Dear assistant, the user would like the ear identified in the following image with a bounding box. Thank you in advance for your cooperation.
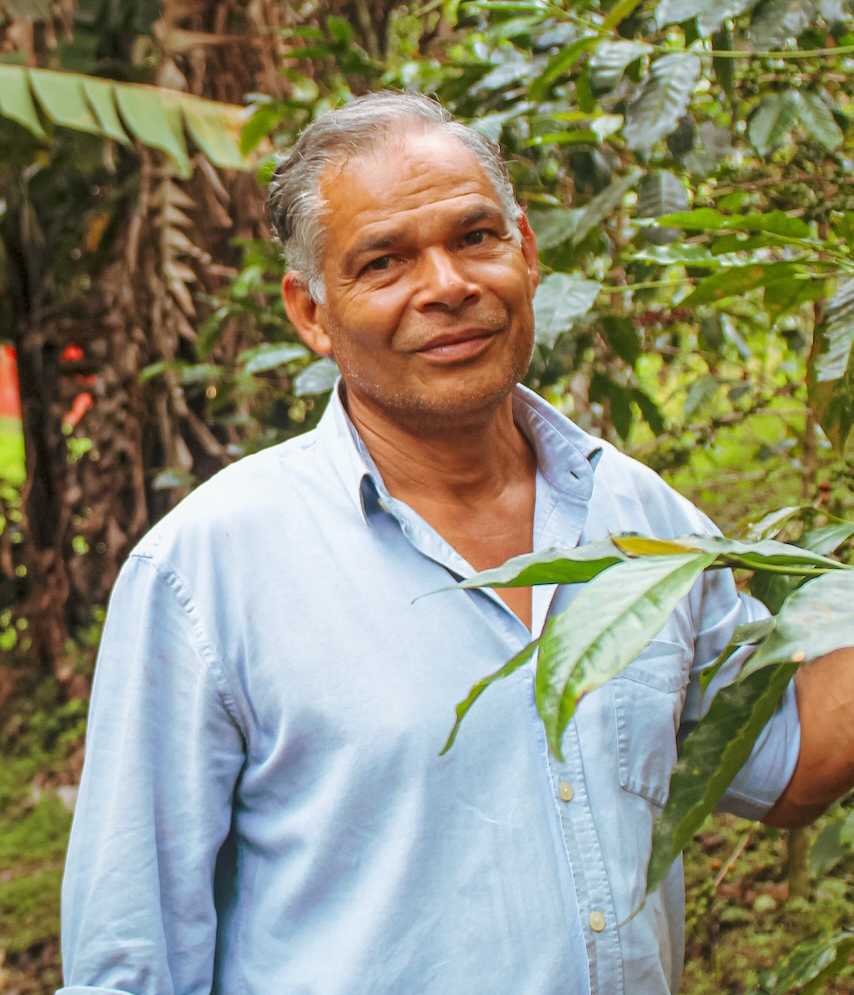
[282,273,334,356]
[517,212,539,291]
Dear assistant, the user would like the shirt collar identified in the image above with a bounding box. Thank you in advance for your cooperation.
[314,379,602,525]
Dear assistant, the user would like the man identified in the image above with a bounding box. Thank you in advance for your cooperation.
[59,92,853,995]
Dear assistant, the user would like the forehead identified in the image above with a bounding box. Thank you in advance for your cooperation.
[318,130,505,250]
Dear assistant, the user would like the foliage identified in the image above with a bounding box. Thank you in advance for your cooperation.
[443,527,854,993]
[682,805,853,995]
[0,64,252,175]
[1,0,853,992]
[0,417,24,485]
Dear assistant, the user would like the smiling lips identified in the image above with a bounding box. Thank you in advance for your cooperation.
[414,328,499,362]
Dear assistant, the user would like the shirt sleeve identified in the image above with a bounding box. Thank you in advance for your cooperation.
[58,553,246,995]
[683,565,801,821]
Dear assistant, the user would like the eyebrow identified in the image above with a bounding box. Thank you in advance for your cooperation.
[341,203,509,274]
[342,233,400,274]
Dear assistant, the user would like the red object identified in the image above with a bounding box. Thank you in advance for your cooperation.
[63,391,93,429]
[61,344,84,362]
[0,346,21,419]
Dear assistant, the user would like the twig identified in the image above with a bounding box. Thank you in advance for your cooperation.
[714,831,752,889]
[711,175,854,197]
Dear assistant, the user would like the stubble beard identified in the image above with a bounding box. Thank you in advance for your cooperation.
[332,306,536,438]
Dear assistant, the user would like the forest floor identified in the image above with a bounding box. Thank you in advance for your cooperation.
[0,689,850,994]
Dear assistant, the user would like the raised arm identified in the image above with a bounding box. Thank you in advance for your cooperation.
[762,647,854,828]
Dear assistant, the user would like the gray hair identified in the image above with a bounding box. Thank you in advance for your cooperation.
[266,91,521,303]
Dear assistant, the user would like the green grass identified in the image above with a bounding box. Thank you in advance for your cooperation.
[0,415,25,485]
[0,758,71,988]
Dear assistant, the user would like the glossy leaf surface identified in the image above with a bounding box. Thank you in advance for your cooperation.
[534,553,715,758]
[533,273,602,348]
[739,571,854,678]
[646,661,797,894]
[447,539,626,590]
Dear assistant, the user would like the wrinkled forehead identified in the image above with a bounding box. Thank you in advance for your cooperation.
[316,128,499,230]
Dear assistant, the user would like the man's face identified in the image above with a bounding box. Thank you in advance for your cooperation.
[284,129,539,434]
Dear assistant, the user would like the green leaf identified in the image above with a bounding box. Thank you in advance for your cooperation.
[739,570,854,678]
[138,360,171,383]
[115,86,191,177]
[764,271,824,316]
[588,40,652,92]
[601,0,645,30]
[797,90,844,150]
[0,65,46,139]
[631,387,666,435]
[602,316,642,367]
[325,15,354,43]
[681,262,799,307]
[527,206,584,250]
[799,520,854,555]
[177,363,221,385]
[27,69,102,137]
[609,532,844,574]
[655,0,708,26]
[440,641,538,755]
[655,208,811,239]
[637,171,690,219]
[711,28,735,100]
[657,0,761,34]
[240,101,286,155]
[637,170,690,244]
[810,277,854,454]
[239,342,310,375]
[293,357,339,396]
[748,91,800,155]
[590,373,633,438]
[684,374,720,418]
[668,533,844,572]
[746,929,854,995]
[647,662,797,894]
[180,93,247,169]
[630,243,719,266]
[623,52,701,155]
[0,66,251,173]
[535,553,716,758]
[809,807,854,877]
[748,0,819,50]
[523,129,598,147]
[81,77,130,144]
[739,505,807,540]
[445,539,625,590]
[571,170,641,246]
[533,273,601,348]
[529,35,597,102]
[698,617,777,693]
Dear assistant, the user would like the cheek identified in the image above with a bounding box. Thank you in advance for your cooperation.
[346,286,409,331]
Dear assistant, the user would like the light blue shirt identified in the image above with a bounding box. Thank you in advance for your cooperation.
[59,384,799,995]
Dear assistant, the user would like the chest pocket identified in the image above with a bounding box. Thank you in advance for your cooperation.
[612,640,690,808]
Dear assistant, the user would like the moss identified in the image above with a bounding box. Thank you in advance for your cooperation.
[0,865,63,955]
[0,796,72,864]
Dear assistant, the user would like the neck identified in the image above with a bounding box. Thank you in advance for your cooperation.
[342,387,535,507]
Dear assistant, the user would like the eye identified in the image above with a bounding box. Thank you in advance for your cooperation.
[461,228,496,248]
[364,255,393,273]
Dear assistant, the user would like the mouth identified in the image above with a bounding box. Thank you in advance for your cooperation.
[414,329,498,362]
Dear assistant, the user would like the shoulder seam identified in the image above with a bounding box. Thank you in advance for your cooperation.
[127,552,249,741]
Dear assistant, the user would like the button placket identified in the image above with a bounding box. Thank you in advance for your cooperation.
[549,723,625,995]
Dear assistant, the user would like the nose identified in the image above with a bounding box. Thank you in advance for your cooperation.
[413,248,480,311]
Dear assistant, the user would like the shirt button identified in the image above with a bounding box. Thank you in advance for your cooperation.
[589,911,606,932]
[558,781,574,802]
